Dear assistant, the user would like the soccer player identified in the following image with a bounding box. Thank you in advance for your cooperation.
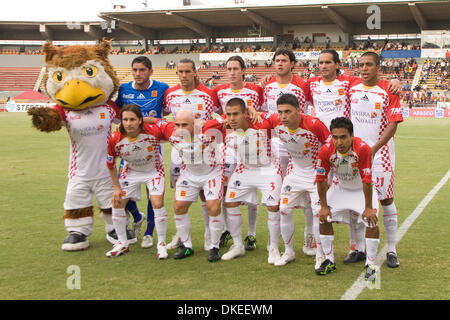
[315,117,380,281]
[259,93,331,267]
[163,58,221,251]
[206,98,283,263]
[106,104,172,259]
[307,49,402,264]
[163,109,225,262]
[348,52,403,268]
[215,55,264,251]
[115,56,170,248]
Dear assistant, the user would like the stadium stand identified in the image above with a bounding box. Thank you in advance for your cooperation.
[0,67,42,91]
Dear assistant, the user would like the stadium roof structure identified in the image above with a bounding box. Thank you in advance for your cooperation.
[0,1,449,42]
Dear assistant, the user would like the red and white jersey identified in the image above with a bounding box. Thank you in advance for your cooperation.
[54,102,120,181]
[169,131,222,176]
[348,80,403,171]
[316,137,373,190]
[262,75,308,114]
[215,82,264,113]
[307,74,361,129]
[204,114,281,174]
[163,83,219,120]
[107,121,174,177]
[263,113,330,180]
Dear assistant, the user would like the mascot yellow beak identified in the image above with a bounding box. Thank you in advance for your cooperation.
[55,79,105,110]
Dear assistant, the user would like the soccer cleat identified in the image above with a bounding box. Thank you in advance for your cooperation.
[106,241,129,257]
[132,212,145,239]
[219,230,232,248]
[274,251,296,266]
[174,245,194,259]
[204,234,211,251]
[207,247,221,262]
[157,243,168,260]
[268,247,281,265]
[365,264,378,282]
[221,244,245,261]
[61,232,89,251]
[141,235,153,248]
[302,233,316,256]
[106,229,137,245]
[166,235,182,250]
[386,252,400,268]
[315,259,336,275]
[244,235,257,251]
[343,250,367,264]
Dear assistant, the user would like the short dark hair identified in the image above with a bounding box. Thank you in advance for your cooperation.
[330,117,353,136]
[276,93,299,109]
[273,48,297,64]
[360,51,381,66]
[120,104,144,135]
[226,97,246,113]
[131,56,152,70]
[319,49,341,75]
[178,58,196,70]
[226,55,246,70]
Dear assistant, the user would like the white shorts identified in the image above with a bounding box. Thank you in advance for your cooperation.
[120,170,165,202]
[175,170,223,202]
[170,160,181,189]
[373,170,395,201]
[64,176,113,210]
[223,162,237,187]
[280,173,320,213]
[225,167,282,206]
[326,183,379,227]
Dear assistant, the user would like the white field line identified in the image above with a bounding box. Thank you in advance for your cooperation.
[341,169,450,300]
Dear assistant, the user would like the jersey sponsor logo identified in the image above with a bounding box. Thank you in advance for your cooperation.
[147,146,153,152]
[68,115,81,120]
[197,104,203,110]
[229,191,236,199]
[180,190,186,197]
[152,90,158,97]
[304,142,311,148]
[362,168,371,175]
[282,197,289,205]
[334,99,343,106]
[370,111,378,118]
[146,155,153,161]
[100,113,105,119]
[246,99,253,107]
[137,93,146,99]
[316,167,326,175]
[123,94,134,99]
[338,88,345,96]
[106,155,113,163]
[194,113,201,119]
[390,107,402,115]
[375,102,381,110]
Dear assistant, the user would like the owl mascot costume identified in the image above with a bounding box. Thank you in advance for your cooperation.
[28,39,121,251]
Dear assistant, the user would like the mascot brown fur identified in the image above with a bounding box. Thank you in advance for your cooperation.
[28,39,121,251]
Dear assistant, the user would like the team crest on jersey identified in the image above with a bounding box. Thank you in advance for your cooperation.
[194,113,201,119]
[375,102,381,110]
[152,90,158,97]
[147,146,153,152]
[334,99,343,106]
[370,111,378,118]
[197,104,203,110]
[146,155,152,161]
[338,88,345,96]
[100,113,105,119]
[246,99,253,107]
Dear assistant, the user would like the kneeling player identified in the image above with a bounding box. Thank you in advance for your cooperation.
[106,104,172,259]
[315,117,380,281]
[167,110,225,262]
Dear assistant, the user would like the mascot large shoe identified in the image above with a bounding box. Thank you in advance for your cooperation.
[28,39,121,251]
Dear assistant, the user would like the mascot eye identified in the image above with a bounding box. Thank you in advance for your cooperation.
[82,66,98,77]
[52,71,66,82]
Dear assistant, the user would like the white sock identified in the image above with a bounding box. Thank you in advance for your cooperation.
[382,203,398,253]
[365,238,380,266]
[201,201,210,238]
[175,213,192,248]
[226,207,243,246]
[351,212,366,252]
[222,201,229,230]
[348,218,356,251]
[280,209,295,254]
[320,234,334,263]
[247,203,258,237]
[267,210,280,250]
[153,207,167,246]
[303,207,314,236]
[313,213,324,257]
[112,208,128,246]
[209,212,225,249]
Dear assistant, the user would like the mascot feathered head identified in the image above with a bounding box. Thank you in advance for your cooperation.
[42,38,120,110]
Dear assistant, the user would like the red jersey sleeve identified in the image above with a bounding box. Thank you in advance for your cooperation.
[353,137,373,184]
[260,113,281,129]
[315,143,333,183]
[302,115,331,144]
[379,80,403,123]
[202,114,227,143]
[52,104,67,124]
[106,132,121,169]
[146,120,176,141]
[107,100,121,121]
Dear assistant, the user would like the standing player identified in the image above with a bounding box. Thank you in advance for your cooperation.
[106,104,173,259]
[206,98,283,264]
[348,52,403,268]
[115,56,169,248]
[159,110,225,262]
[261,93,330,267]
[315,117,380,281]
[307,49,402,264]
[215,55,264,251]
[262,48,316,256]
[163,58,221,251]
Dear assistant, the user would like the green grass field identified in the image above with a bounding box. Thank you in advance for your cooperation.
[0,113,449,300]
